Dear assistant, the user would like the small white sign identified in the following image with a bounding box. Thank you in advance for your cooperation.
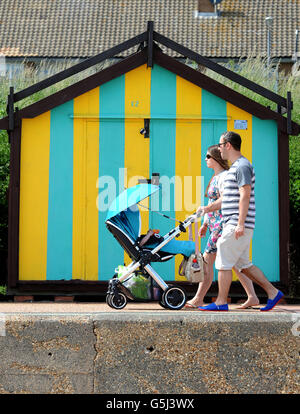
[234,120,248,130]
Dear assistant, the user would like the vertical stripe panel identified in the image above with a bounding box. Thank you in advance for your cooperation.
[201,90,227,280]
[85,120,100,280]
[150,65,177,281]
[98,76,125,280]
[201,90,227,199]
[175,76,202,281]
[252,118,279,281]
[47,101,74,280]
[227,103,252,281]
[19,113,50,280]
[73,88,99,280]
[124,64,151,265]
[73,95,87,279]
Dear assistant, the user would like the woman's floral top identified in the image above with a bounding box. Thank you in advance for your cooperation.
[204,170,227,254]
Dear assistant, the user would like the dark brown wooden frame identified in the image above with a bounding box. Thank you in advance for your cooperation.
[0,24,298,296]
[7,123,21,289]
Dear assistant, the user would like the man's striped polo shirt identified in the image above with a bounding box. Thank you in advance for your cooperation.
[221,156,256,229]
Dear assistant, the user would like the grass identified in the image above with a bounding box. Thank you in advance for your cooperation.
[1,55,299,121]
[0,57,114,111]
[202,56,300,124]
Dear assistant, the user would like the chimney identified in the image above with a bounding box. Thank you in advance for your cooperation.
[197,0,214,13]
[195,0,221,18]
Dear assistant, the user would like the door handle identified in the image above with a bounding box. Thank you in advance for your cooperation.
[139,118,150,138]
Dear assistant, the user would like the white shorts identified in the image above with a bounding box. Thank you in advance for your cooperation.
[215,224,253,272]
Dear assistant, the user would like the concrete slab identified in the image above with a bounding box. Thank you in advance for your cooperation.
[0,302,299,394]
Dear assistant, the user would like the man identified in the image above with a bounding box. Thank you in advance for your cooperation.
[198,131,283,311]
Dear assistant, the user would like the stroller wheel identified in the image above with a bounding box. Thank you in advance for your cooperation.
[106,294,113,308]
[162,286,186,310]
[109,292,127,310]
[159,297,168,309]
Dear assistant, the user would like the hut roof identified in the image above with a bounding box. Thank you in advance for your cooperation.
[0,0,298,59]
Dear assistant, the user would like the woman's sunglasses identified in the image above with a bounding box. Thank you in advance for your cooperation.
[205,154,213,159]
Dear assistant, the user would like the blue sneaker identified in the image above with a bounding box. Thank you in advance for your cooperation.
[198,302,228,311]
[260,290,283,312]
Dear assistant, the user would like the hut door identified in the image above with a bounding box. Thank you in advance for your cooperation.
[148,119,177,281]
[73,120,99,281]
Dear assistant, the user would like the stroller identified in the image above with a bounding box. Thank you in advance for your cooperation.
[105,183,200,310]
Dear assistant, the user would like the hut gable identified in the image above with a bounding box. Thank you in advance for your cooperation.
[0,45,298,135]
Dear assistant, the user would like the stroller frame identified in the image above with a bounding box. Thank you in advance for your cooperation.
[105,212,198,310]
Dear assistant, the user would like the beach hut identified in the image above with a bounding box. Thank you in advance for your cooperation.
[0,22,299,297]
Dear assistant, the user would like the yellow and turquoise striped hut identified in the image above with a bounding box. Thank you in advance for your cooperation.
[1,23,299,295]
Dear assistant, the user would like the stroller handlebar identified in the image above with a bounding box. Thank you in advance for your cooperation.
[175,212,202,234]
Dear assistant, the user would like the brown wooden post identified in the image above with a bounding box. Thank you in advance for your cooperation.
[7,121,21,289]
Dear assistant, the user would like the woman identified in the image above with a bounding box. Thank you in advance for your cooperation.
[185,145,259,309]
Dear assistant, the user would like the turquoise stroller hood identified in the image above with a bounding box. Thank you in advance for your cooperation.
[105,183,195,257]
[106,184,159,221]
[105,184,159,242]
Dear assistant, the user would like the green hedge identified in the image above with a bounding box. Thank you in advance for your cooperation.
[0,130,9,251]
[289,135,300,296]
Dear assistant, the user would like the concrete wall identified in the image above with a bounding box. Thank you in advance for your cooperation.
[0,312,299,394]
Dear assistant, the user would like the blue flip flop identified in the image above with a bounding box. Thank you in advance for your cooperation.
[198,302,228,311]
[260,290,283,312]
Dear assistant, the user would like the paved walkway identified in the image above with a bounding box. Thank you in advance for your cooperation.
[0,301,299,313]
